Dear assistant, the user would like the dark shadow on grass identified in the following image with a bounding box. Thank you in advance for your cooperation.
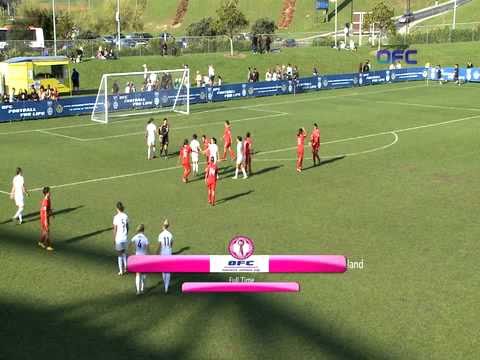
[216,190,254,205]
[303,155,346,171]
[1,206,84,225]
[1,229,398,359]
[173,246,190,255]
[64,227,113,244]
[250,164,283,176]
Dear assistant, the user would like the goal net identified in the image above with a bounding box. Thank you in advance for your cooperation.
[91,68,190,123]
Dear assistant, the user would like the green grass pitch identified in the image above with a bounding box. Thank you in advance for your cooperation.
[0,82,479,359]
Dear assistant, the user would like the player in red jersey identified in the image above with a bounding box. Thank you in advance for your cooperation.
[179,139,192,183]
[205,157,218,206]
[296,128,307,172]
[221,120,235,161]
[201,134,210,163]
[310,123,321,166]
[243,132,253,176]
[39,186,54,251]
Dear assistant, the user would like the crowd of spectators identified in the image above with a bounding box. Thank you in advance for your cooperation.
[251,35,273,54]
[261,63,300,82]
[96,46,117,60]
[2,84,59,103]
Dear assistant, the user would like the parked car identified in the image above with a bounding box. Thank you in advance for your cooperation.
[398,12,414,24]
[158,32,174,41]
[283,38,297,48]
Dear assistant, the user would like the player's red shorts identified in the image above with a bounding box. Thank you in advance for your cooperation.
[224,140,231,148]
[312,143,320,152]
[182,161,191,169]
[297,148,304,156]
[207,181,216,189]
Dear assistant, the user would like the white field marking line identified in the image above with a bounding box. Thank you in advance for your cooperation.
[78,111,289,141]
[37,130,85,141]
[360,99,480,113]
[256,113,480,156]
[0,189,10,195]
[254,132,399,161]
[0,83,424,136]
[5,111,477,195]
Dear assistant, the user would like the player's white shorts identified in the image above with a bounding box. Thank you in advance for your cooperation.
[14,194,24,207]
[147,137,155,146]
[115,241,127,251]
[236,155,244,166]
[191,153,199,163]
[161,248,172,256]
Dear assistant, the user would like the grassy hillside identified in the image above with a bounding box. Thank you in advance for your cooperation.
[412,0,480,29]
[32,0,442,35]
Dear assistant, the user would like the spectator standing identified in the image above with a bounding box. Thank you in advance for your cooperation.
[253,68,260,82]
[161,42,168,56]
[265,69,272,81]
[71,68,80,93]
[217,76,223,86]
[252,34,258,53]
[258,35,264,54]
[195,71,202,87]
[265,35,272,52]
[112,81,120,95]
[272,70,278,81]
[313,67,319,76]
[208,65,215,84]
[395,61,402,69]
[143,64,148,81]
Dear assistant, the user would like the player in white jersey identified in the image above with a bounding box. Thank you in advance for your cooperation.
[113,201,129,275]
[207,137,219,164]
[145,118,157,160]
[10,167,28,224]
[130,224,149,295]
[190,134,201,176]
[157,219,173,293]
[232,136,247,179]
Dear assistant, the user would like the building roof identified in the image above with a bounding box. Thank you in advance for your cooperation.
[4,56,69,64]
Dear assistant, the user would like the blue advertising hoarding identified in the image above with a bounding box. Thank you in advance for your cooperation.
[1,67,478,123]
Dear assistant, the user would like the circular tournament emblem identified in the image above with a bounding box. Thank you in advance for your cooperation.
[228,236,254,260]
[154,92,160,106]
[391,72,396,80]
[113,101,119,110]
[386,73,390,82]
[55,104,63,114]
[359,77,363,85]
[241,89,247,97]
[200,91,206,100]
[47,107,54,116]
[161,95,168,104]
[422,70,428,78]
[317,77,322,88]
[247,87,254,95]
[353,76,358,85]
[322,79,329,88]
[288,84,293,92]
[281,83,287,92]
[473,71,480,80]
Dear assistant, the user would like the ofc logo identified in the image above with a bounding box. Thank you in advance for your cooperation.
[228,235,254,260]
[228,260,255,266]
[377,49,417,64]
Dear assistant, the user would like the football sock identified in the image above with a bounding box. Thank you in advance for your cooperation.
[141,274,146,292]
[122,254,128,272]
[135,273,141,293]
[163,273,171,293]
[117,256,123,273]
[242,168,247,178]
[147,148,151,159]
[234,168,239,178]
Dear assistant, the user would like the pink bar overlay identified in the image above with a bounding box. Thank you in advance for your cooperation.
[182,282,300,293]
[269,255,347,273]
[128,255,210,273]
[127,255,347,273]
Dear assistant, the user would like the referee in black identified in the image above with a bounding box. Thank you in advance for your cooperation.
[158,118,170,159]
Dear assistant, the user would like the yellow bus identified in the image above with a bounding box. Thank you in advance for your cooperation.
[0,56,72,96]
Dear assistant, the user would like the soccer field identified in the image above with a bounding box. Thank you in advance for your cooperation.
[1,82,479,360]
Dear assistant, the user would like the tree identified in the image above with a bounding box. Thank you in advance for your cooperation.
[364,1,396,48]
[251,17,276,35]
[215,0,248,55]
[186,17,218,37]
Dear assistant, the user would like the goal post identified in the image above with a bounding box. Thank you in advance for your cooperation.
[91,68,190,124]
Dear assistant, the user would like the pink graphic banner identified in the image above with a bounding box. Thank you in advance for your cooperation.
[127,255,346,273]
[182,282,300,293]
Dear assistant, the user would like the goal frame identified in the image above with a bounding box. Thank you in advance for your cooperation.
[91,68,190,124]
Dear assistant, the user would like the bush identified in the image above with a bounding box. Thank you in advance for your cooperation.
[251,18,276,35]
[186,17,218,37]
